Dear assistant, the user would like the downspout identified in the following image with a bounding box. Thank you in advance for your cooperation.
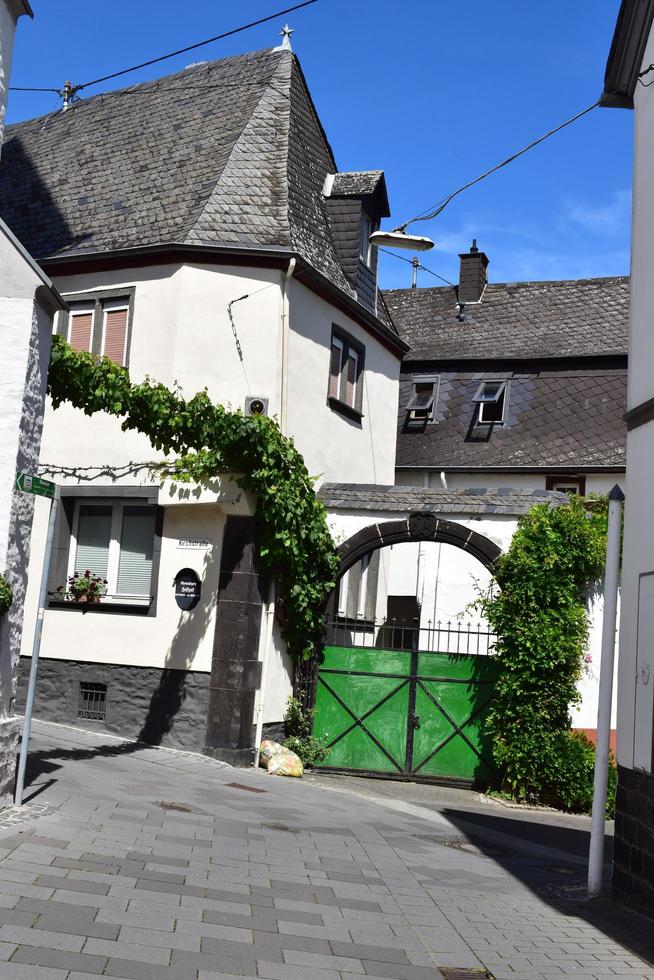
[279,257,296,434]
[254,582,276,766]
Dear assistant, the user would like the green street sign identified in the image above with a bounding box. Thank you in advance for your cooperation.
[16,472,55,499]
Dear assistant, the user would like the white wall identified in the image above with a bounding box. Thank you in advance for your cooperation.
[47,264,401,489]
[288,279,399,485]
[395,469,623,495]
[615,22,654,772]
[328,506,614,731]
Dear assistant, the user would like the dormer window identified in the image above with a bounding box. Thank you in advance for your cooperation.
[473,381,507,425]
[407,376,439,422]
[360,212,374,267]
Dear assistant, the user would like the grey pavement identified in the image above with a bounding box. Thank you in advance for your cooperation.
[0,719,648,980]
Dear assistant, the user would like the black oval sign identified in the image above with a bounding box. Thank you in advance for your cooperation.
[174,568,201,611]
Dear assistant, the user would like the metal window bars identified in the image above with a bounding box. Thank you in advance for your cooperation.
[325,616,497,657]
[77,682,107,721]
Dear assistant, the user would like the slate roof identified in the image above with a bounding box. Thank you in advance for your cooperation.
[330,171,385,196]
[396,367,627,469]
[382,277,630,360]
[318,483,569,516]
[0,49,354,300]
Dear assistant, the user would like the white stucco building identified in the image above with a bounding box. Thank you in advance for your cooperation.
[599,0,654,916]
[0,46,407,763]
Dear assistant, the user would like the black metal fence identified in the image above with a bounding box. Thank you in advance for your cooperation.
[324,616,498,657]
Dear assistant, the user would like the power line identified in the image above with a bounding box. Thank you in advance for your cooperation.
[379,247,454,286]
[10,0,318,97]
[10,86,61,93]
[395,100,600,231]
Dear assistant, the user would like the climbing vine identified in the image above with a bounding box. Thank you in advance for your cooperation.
[47,336,339,660]
[0,573,12,616]
[478,495,616,813]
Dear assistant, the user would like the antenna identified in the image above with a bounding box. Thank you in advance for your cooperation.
[411,256,419,289]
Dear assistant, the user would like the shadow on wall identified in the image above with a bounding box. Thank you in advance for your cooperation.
[137,527,220,746]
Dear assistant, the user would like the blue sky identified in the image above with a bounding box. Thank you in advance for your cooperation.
[7,1,632,289]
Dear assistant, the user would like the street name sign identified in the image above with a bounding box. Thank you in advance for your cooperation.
[16,472,56,499]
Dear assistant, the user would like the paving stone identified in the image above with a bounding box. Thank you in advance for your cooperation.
[82,938,172,965]
[10,945,109,974]
[0,924,86,952]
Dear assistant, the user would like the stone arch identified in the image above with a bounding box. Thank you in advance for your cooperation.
[336,511,502,579]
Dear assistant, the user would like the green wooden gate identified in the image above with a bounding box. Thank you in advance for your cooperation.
[313,643,500,784]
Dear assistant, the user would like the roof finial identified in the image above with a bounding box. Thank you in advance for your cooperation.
[278,24,294,50]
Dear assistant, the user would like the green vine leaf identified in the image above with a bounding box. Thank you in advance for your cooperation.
[47,336,339,660]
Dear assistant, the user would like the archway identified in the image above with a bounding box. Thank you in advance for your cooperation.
[306,511,504,787]
[336,511,502,577]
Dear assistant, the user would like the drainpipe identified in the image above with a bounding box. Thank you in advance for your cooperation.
[253,582,276,767]
[587,483,624,897]
[279,258,296,434]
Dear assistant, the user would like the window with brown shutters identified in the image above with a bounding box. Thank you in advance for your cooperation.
[102,303,129,366]
[68,307,93,352]
[329,338,343,399]
[327,328,365,419]
[60,289,134,367]
[344,350,358,408]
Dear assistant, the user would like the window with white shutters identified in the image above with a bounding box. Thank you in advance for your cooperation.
[68,500,157,605]
[117,507,156,596]
[75,506,112,579]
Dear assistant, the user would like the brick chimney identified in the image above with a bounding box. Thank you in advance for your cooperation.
[458,240,489,303]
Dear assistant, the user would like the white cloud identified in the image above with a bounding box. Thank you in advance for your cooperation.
[568,189,631,235]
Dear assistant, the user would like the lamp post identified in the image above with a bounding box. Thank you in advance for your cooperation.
[369,229,435,252]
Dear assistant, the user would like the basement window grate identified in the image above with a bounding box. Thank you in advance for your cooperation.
[439,970,495,980]
[77,682,107,721]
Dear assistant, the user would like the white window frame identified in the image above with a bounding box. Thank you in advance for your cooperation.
[100,297,130,364]
[473,380,508,425]
[407,376,440,422]
[551,481,583,495]
[67,499,155,606]
[360,212,373,266]
[66,302,95,352]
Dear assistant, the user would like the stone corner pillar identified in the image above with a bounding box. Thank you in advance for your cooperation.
[204,516,266,766]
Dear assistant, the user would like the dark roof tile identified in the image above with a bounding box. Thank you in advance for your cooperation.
[0,48,353,298]
[382,277,630,360]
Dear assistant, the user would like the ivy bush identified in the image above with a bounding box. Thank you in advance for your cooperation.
[47,337,339,660]
[0,573,12,616]
[479,496,616,814]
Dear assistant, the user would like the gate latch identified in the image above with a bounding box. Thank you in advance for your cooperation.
[411,714,421,730]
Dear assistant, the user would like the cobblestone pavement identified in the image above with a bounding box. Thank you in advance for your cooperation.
[0,719,650,980]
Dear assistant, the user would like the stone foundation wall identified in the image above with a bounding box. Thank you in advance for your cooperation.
[0,715,19,804]
[613,765,654,914]
[16,657,211,753]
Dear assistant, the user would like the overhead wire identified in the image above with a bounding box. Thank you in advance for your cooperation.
[379,247,455,286]
[395,100,601,231]
[9,0,318,96]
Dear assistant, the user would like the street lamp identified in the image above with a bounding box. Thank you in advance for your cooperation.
[369,229,435,252]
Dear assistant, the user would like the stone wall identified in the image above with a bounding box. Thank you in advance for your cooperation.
[16,657,211,753]
[613,765,654,914]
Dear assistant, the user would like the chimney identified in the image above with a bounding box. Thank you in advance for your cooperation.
[458,239,489,303]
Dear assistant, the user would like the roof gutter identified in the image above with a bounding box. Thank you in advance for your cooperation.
[600,0,654,108]
[40,240,409,359]
[1,218,66,311]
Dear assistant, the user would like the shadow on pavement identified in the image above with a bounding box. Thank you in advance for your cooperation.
[442,808,654,968]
